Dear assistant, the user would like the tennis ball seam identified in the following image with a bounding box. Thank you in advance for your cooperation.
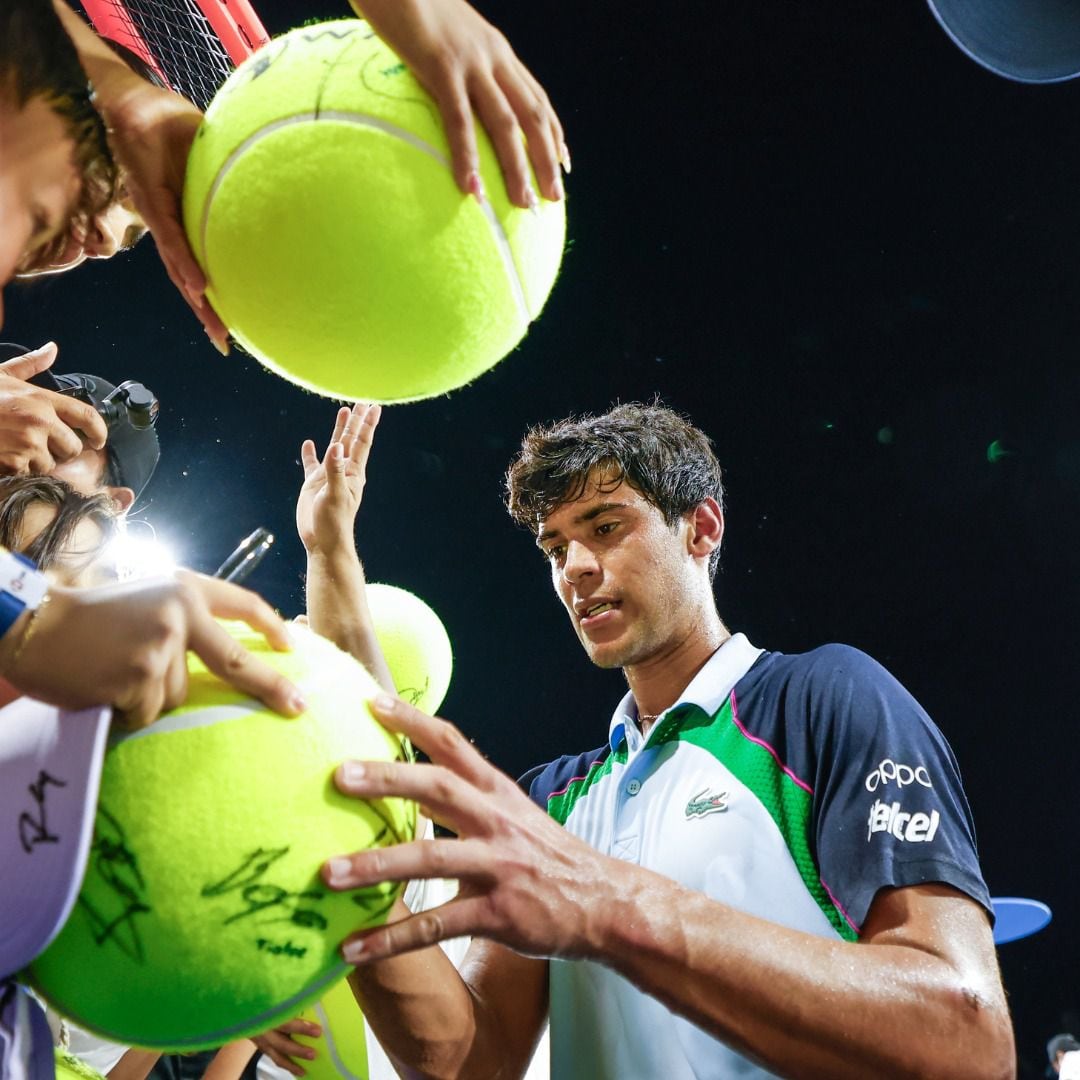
[198,110,531,327]
[312,996,367,1079]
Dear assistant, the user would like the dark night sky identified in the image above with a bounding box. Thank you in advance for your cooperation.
[5,1,1080,1072]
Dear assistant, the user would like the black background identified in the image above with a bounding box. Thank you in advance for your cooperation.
[5,1,1079,1073]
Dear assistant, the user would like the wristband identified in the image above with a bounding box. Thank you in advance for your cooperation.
[0,547,50,642]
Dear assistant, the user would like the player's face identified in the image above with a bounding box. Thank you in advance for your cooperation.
[0,96,81,324]
[538,474,700,670]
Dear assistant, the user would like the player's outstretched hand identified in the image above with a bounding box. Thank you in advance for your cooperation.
[296,404,380,557]
[324,694,615,963]
[252,1018,322,1078]
[0,342,108,474]
[0,570,305,729]
[351,0,568,209]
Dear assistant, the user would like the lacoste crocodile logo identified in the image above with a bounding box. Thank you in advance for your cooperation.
[685,788,729,819]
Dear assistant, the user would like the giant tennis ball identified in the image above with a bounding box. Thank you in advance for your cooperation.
[368,582,452,715]
[182,19,566,403]
[30,624,416,1051]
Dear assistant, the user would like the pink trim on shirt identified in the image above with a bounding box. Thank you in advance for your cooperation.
[820,878,861,934]
[548,758,605,800]
[729,691,814,795]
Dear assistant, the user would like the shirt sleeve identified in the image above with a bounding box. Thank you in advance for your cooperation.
[799,645,992,932]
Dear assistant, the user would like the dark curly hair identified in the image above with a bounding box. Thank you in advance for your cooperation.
[1,0,119,273]
[505,401,725,579]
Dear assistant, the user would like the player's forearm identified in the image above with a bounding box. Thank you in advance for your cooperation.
[591,868,1013,1080]
[305,549,395,695]
[346,906,498,1080]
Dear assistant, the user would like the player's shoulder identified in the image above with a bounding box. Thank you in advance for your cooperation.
[740,642,937,744]
[518,744,613,811]
[743,642,905,701]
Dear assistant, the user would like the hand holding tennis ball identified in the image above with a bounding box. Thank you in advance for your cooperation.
[30,623,416,1050]
[350,0,569,206]
[183,20,566,402]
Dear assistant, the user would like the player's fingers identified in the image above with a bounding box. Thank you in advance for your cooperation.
[324,836,490,893]
[180,572,294,653]
[333,758,492,836]
[341,895,490,964]
[186,611,305,717]
[425,68,482,199]
[300,440,319,474]
[470,74,534,209]
[494,66,562,202]
[365,693,494,785]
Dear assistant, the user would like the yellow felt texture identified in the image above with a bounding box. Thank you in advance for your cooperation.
[182,20,566,403]
[30,625,416,1051]
[368,583,452,716]
[294,975,369,1080]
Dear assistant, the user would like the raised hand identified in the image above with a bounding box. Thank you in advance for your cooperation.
[296,404,381,557]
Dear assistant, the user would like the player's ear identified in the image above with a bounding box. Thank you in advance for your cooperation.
[106,486,136,512]
[686,498,723,561]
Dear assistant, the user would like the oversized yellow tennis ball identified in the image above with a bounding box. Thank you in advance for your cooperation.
[30,624,416,1051]
[182,19,566,403]
[293,975,369,1080]
[368,582,452,715]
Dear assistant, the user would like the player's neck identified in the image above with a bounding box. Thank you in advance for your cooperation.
[624,616,730,734]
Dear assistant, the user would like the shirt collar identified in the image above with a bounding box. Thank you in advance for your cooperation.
[608,632,764,754]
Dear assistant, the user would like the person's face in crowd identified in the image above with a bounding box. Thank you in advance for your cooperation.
[52,443,135,511]
[538,471,709,671]
[19,498,114,588]
[29,189,146,273]
[0,95,82,324]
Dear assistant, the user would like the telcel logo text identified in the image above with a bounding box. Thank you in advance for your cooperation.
[864,759,932,792]
[866,799,940,843]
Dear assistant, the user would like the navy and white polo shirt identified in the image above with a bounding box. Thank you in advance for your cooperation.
[521,634,991,1079]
